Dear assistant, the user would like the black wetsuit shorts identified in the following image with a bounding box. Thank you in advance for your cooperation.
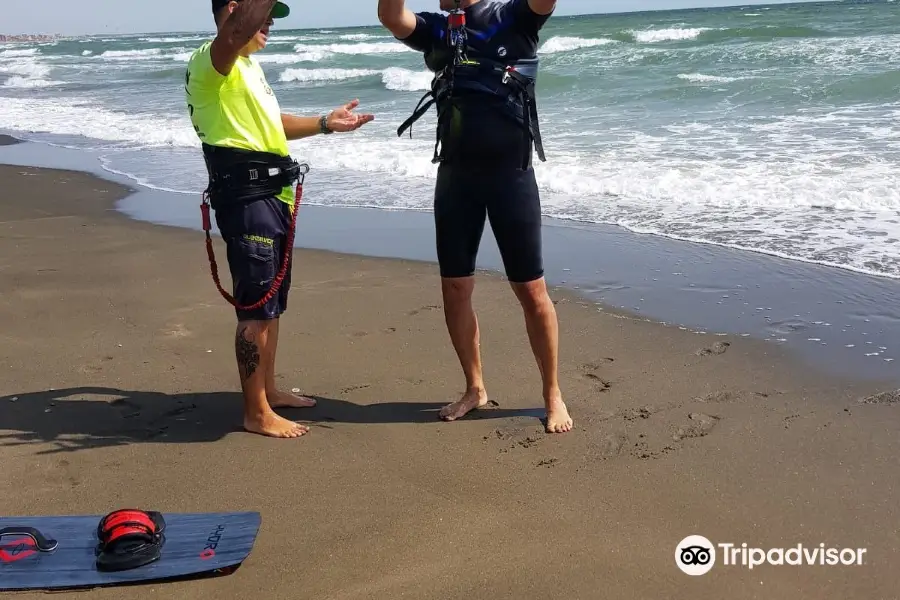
[213,195,293,321]
[434,163,543,283]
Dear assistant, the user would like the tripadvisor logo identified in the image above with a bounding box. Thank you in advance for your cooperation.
[675,535,867,575]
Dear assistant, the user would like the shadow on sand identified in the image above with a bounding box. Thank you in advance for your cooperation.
[0,386,546,453]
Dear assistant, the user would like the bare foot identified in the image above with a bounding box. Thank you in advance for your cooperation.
[244,410,309,439]
[439,387,489,421]
[546,394,574,433]
[267,388,317,408]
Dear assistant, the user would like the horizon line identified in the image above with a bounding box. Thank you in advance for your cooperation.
[0,0,839,37]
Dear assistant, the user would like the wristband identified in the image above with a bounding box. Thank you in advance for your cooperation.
[320,114,333,134]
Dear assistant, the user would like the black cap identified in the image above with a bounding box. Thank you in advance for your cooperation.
[211,0,290,19]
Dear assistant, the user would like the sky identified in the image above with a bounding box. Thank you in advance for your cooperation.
[4,0,821,36]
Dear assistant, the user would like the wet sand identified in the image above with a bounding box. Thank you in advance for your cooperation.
[3,137,898,382]
[2,163,900,598]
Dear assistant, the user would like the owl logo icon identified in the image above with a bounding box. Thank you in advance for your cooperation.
[676,535,716,576]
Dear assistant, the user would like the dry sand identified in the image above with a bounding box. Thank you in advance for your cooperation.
[1,163,899,599]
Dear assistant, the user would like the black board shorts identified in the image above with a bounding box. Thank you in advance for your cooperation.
[433,163,544,283]
[213,195,293,321]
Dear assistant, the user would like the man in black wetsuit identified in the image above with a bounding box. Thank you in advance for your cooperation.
[377,0,573,433]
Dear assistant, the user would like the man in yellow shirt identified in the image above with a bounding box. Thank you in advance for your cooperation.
[186,0,374,438]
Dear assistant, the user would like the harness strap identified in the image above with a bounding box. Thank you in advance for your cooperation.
[202,144,304,204]
[528,94,545,162]
[95,509,166,572]
[399,60,546,168]
[396,85,455,164]
[502,67,545,168]
[212,160,301,187]
[397,90,438,139]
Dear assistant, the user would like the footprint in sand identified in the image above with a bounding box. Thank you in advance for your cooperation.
[157,403,198,421]
[584,374,611,392]
[671,412,720,442]
[590,432,629,459]
[695,390,738,404]
[581,358,614,371]
[579,361,613,392]
[622,406,654,421]
[484,425,543,453]
[695,390,775,405]
[633,441,678,460]
[696,341,730,356]
[516,435,542,449]
[407,305,441,317]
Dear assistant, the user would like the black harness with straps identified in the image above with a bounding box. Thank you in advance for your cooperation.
[201,143,305,208]
[396,2,546,170]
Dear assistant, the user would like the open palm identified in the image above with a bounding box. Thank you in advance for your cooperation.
[326,99,375,132]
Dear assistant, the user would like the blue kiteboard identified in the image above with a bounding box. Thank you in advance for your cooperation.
[0,510,261,591]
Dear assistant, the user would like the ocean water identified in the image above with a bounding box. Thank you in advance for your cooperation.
[1,0,899,280]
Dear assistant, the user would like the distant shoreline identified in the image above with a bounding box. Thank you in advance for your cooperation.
[0,34,61,43]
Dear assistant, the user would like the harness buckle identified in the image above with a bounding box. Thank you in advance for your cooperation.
[248,168,258,181]
[297,162,309,185]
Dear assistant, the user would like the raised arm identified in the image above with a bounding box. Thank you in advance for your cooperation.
[527,0,556,15]
[211,0,277,76]
[377,0,418,40]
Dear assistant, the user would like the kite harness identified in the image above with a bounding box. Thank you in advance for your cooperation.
[95,509,166,572]
[199,144,310,310]
[396,0,546,170]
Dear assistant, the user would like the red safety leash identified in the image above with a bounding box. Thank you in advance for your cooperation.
[200,166,308,311]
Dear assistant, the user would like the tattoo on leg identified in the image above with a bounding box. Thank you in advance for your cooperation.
[235,326,260,379]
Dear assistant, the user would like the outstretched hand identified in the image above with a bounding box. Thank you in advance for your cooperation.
[326,99,375,132]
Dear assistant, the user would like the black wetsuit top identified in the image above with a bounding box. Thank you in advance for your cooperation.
[398,0,551,168]
[396,0,552,283]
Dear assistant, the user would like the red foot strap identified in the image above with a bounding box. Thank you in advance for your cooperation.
[95,509,166,572]
[98,509,161,541]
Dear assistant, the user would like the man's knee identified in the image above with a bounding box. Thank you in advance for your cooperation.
[511,277,553,317]
[441,276,475,308]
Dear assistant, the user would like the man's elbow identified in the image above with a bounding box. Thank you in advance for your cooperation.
[376,3,393,25]
[527,0,556,15]
[377,10,399,30]
[377,6,413,37]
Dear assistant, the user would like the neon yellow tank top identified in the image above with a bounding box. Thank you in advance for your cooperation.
[185,40,293,206]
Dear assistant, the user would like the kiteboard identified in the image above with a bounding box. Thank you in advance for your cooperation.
[0,510,261,592]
